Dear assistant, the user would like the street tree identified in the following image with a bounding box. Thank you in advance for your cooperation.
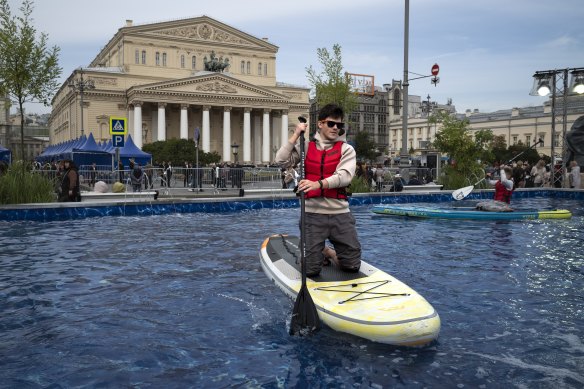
[306,43,358,117]
[431,112,491,189]
[353,131,378,162]
[142,139,222,166]
[0,0,61,161]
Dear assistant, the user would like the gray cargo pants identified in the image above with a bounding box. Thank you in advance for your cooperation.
[302,212,362,277]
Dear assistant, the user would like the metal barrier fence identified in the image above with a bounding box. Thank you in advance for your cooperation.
[32,166,286,191]
[32,165,443,194]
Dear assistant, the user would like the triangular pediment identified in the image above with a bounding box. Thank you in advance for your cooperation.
[125,16,277,52]
[135,73,289,101]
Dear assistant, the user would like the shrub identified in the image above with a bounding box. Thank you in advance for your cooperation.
[0,163,55,204]
[349,176,371,194]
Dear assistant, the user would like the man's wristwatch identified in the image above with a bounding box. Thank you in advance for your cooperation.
[318,179,323,189]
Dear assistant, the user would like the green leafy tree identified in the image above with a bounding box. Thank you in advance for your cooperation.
[0,0,61,161]
[142,139,221,166]
[306,44,358,116]
[431,112,489,189]
[353,131,378,162]
[491,135,508,163]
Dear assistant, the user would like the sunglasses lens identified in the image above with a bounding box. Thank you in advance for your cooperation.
[326,121,345,130]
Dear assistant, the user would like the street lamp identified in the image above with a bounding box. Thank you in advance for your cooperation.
[530,67,584,187]
[231,142,239,164]
[68,68,95,137]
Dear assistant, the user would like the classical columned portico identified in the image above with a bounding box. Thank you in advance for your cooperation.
[281,110,289,147]
[202,105,211,153]
[223,107,232,162]
[180,104,189,140]
[157,103,166,141]
[243,108,251,163]
[262,109,271,163]
[133,102,142,148]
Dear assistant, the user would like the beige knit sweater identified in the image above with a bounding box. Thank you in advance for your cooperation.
[275,131,356,214]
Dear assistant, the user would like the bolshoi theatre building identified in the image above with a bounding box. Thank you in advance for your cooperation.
[49,16,310,164]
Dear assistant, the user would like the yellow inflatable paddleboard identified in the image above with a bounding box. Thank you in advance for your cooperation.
[260,235,440,346]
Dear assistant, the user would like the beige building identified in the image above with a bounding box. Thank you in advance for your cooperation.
[49,16,310,164]
[387,85,584,162]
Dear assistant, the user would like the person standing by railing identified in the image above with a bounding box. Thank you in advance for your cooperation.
[58,159,81,202]
[89,162,97,188]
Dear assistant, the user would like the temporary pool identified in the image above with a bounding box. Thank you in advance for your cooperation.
[0,196,583,387]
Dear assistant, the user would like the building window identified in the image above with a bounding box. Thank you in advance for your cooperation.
[241,61,245,73]
[247,61,251,74]
[526,135,531,145]
[155,52,160,66]
[258,62,262,75]
[135,49,139,64]
[181,55,185,68]
[512,135,518,145]
[264,63,267,76]
[162,52,167,67]
[141,50,146,64]
[553,133,560,147]
[393,89,400,115]
[192,56,196,69]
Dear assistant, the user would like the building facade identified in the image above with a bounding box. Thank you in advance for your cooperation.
[48,16,310,164]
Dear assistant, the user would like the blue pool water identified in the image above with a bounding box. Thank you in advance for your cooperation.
[1,197,583,388]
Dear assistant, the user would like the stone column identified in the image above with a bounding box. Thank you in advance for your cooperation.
[133,102,142,149]
[223,107,232,162]
[180,104,189,140]
[202,105,211,153]
[243,108,251,163]
[281,110,289,147]
[262,109,270,163]
[157,103,166,141]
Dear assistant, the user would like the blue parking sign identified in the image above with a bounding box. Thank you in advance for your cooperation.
[113,134,125,147]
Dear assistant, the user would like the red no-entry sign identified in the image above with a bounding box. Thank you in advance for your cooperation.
[431,63,440,76]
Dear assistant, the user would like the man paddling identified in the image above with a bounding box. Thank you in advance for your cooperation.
[275,103,362,277]
[486,165,514,204]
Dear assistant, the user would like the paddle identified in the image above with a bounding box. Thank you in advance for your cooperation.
[290,116,320,336]
[452,138,543,201]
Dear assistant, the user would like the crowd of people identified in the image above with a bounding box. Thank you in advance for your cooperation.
[485,158,581,190]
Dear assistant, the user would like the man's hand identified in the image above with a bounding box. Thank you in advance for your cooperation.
[297,179,320,193]
[294,122,308,137]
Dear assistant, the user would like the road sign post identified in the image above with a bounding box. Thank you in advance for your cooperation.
[110,117,127,182]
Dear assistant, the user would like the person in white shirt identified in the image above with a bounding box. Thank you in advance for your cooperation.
[569,161,581,189]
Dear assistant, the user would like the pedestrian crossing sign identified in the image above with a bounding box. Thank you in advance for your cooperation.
[109,117,127,135]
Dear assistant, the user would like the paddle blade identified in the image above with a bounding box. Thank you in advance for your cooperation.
[452,185,474,201]
[290,284,320,336]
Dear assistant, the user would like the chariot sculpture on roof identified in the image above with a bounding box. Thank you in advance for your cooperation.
[204,51,230,72]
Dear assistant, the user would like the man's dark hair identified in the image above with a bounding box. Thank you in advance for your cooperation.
[318,103,344,121]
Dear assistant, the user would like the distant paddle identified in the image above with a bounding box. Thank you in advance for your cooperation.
[452,138,543,201]
[290,116,320,336]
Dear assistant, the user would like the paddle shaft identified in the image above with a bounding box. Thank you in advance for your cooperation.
[299,128,307,286]
[504,138,542,165]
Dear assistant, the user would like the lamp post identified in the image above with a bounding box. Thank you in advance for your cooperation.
[530,67,584,187]
[68,68,95,137]
[231,142,239,164]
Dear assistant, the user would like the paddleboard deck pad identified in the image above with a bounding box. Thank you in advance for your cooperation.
[259,235,440,346]
[371,204,572,221]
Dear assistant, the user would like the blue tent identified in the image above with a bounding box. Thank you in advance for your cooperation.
[0,144,11,164]
[115,134,152,166]
[72,133,113,167]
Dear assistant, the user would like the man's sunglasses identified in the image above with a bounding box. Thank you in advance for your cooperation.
[320,120,345,130]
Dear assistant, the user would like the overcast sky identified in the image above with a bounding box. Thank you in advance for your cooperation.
[9,0,584,115]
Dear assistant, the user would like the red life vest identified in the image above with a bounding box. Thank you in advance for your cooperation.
[304,141,348,200]
[494,180,513,203]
